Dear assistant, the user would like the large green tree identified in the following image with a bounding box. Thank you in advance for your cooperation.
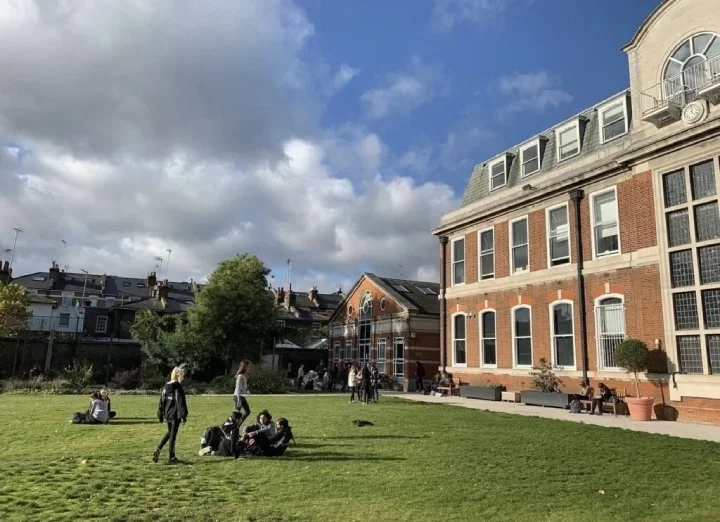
[187,253,277,371]
[0,282,31,338]
[130,310,206,371]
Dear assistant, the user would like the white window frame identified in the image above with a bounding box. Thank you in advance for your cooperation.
[345,339,353,360]
[311,322,321,339]
[555,120,581,162]
[488,156,508,191]
[590,186,621,258]
[105,297,115,308]
[333,340,341,362]
[61,292,73,307]
[594,294,626,372]
[95,315,108,334]
[480,309,497,368]
[545,203,571,267]
[377,338,387,365]
[548,300,576,370]
[393,337,405,376]
[451,236,466,286]
[451,312,468,367]
[520,138,541,177]
[509,216,530,275]
[58,313,70,327]
[598,97,629,144]
[477,227,495,280]
[511,305,533,369]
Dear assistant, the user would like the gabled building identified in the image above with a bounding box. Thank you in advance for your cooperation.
[272,285,343,349]
[433,0,720,423]
[327,273,440,391]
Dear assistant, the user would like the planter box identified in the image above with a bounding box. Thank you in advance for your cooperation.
[460,385,502,401]
[521,390,572,409]
[501,391,521,403]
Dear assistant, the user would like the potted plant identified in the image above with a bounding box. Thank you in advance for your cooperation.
[614,339,654,421]
[460,381,505,401]
[520,358,571,408]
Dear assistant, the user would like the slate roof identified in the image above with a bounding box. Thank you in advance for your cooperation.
[114,297,192,313]
[271,288,342,321]
[27,294,57,305]
[460,90,632,208]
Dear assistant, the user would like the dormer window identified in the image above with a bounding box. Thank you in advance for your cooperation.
[556,120,581,162]
[488,154,510,191]
[520,138,542,177]
[598,96,629,144]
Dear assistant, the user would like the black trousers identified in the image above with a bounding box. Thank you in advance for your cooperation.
[364,382,372,403]
[349,386,357,401]
[415,377,424,393]
[157,420,181,458]
[234,395,251,424]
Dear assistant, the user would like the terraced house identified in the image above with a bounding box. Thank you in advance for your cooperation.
[433,0,720,423]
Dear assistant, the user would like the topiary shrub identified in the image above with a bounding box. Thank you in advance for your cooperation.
[614,338,649,398]
[530,358,561,392]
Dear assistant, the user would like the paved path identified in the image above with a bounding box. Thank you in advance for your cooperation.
[383,392,720,443]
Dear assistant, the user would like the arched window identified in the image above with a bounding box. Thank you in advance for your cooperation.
[512,306,532,368]
[550,301,575,369]
[452,313,467,366]
[358,292,372,363]
[663,33,720,101]
[480,311,496,367]
[594,295,626,371]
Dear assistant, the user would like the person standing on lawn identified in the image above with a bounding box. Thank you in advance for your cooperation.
[297,364,305,390]
[361,362,372,405]
[234,360,251,425]
[153,366,188,464]
[370,362,380,403]
[348,363,358,403]
[415,361,426,393]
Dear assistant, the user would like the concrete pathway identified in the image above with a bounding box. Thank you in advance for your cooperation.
[383,392,720,443]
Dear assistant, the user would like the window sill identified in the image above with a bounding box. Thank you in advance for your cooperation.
[481,364,498,369]
[599,129,628,145]
[557,151,580,163]
[593,250,621,260]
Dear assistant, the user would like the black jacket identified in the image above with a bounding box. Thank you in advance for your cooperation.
[157,382,188,422]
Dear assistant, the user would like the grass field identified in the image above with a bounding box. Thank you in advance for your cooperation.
[1,395,720,522]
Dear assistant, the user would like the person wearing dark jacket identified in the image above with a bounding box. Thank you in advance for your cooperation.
[361,363,372,404]
[370,363,380,403]
[415,361,426,393]
[247,417,294,457]
[153,366,188,464]
[589,383,613,415]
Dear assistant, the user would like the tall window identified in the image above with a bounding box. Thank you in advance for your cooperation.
[598,98,629,143]
[311,322,321,339]
[480,311,496,367]
[393,338,405,376]
[510,217,529,274]
[453,314,467,365]
[547,204,570,266]
[520,140,540,177]
[345,340,353,361]
[556,122,580,161]
[58,313,70,327]
[489,157,507,190]
[663,33,720,105]
[452,237,465,285]
[333,341,340,363]
[662,157,720,374]
[61,292,73,307]
[377,338,387,366]
[512,306,532,368]
[357,293,372,363]
[591,188,620,257]
[95,316,108,334]
[478,228,494,280]
[551,302,575,368]
[595,296,626,370]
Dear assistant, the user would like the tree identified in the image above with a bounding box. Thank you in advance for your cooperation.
[0,282,31,338]
[187,254,277,372]
[614,338,650,398]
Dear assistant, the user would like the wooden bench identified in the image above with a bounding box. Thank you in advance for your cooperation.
[435,380,466,397]
[578,388,628,417]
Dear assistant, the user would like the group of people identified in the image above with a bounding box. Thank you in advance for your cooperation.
[571,381,615,415]
[71,388,117,424]
[347,361,380,404]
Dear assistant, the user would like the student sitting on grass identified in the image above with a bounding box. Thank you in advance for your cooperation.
[199,410,244,457]
[100,388,116,419]
[239,417,295,457]
[242,409,275,440]
[72,391,109,424]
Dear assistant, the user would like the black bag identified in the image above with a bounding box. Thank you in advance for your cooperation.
[200,426,225,450]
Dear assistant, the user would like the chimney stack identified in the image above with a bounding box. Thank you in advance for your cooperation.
[48,261,61,290]
[284,284,296,308]
[276,286,286,305]
[157,279,170,300]
[101,274,107,292]
[309,285,319,306]
[0,260,10,284]
[147,271,157,290]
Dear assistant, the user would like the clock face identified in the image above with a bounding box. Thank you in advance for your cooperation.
[682,101,706,125]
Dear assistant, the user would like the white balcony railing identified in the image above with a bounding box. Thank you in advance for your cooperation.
[641,54,720,117]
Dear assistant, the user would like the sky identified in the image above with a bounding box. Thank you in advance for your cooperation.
[0,0,659,294]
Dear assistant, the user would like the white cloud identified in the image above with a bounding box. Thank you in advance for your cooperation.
[333,64,360,90]
[493,71,573,120]
[431,0,533,32]
[360,56,446,120]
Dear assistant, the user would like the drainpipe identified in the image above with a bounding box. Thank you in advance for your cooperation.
[439,235,448,371]
[570,189,589,384]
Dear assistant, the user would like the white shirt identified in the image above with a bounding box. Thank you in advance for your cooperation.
[90,399,109,423]
[348,369,357,387]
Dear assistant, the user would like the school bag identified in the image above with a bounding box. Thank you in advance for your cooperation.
[200,426,225,450]
[569,399,582,414]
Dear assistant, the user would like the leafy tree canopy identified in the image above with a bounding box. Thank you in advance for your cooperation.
[0,282,31,338]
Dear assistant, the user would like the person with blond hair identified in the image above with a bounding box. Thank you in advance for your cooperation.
[153,366,189,464]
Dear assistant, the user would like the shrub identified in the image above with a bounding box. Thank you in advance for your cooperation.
[208,375,236,394]
[109,368,142,390]
[63,361,95,389]
[141,376,167,390]
[530,358,561,392]
[248,366,287,394]
[614,339,650,398]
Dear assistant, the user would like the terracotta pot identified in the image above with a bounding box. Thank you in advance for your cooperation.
[625,397,654,421]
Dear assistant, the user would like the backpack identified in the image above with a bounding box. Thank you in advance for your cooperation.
[200,426,225,450]
[569,400,582,414]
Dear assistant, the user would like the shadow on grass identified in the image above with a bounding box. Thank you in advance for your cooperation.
[319,435,427,440]
[110,420,160,425]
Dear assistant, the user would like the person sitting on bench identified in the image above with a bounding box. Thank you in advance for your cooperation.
[589,383,613,415]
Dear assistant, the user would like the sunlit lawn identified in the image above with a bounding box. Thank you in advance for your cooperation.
[1,394,719,521]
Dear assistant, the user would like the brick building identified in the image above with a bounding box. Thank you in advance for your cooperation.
[272,285,343,350]
[433,0,720,422]
[327,273,440,391]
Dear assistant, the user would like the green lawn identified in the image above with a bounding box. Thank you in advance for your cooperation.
[1,395,719,522]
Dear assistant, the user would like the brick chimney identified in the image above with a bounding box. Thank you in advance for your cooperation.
[275,286,286,305]
[284,284,296,308]
[157,279,170,300]
[309,286,319,306]
[48,261,61,290]
[0,260,10,284]
[101,274,107,292]
[147,271,158,290]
